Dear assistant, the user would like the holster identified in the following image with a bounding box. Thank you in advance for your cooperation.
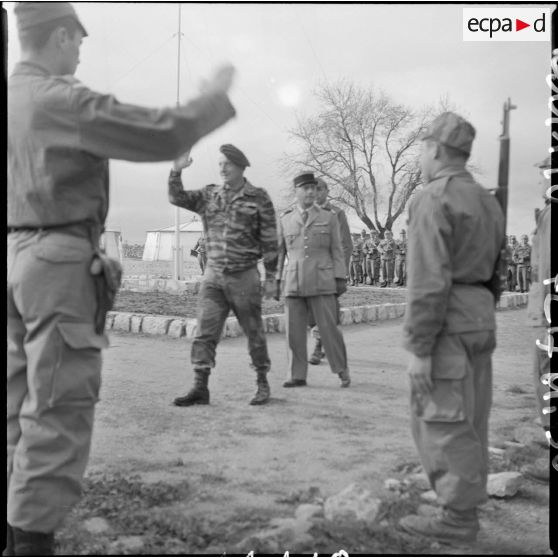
[90,249,123,334]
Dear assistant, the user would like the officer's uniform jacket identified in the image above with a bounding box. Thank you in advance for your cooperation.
[320,201,353,269]
[169,175,278,276]
[403,166,505,356]
[8,61,235,229]
[277,205,346,297]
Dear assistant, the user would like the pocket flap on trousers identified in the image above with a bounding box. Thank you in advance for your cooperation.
[431,353,467,380]
[57,322,109,350]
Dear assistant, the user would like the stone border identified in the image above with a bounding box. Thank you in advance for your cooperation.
[106,293,528,339]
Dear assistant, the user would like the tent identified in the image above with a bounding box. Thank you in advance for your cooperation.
[142,219,204,261]
[100,228,123,261]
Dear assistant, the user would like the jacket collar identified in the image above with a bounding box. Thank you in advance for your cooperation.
[12,61,52,78]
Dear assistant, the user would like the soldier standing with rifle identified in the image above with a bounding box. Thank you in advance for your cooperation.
[400,112,505,543]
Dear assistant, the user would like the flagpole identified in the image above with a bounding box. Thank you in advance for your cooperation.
[173,4,182,281]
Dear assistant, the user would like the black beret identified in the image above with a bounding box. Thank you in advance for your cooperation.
[15,2,88,36]
[219,144,250,169]
[293,173,317,188]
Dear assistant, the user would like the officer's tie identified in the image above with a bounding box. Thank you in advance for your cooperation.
[302,210,308,224]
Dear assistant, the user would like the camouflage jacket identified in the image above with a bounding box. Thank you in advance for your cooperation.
[169,173,278,275]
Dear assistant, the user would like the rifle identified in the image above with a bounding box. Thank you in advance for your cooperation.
[486,98,516,303]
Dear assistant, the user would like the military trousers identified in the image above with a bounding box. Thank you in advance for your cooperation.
[507,265,517,291]
[7,230,108,533]
[380,258,395,285]
[410,330,495,511]
[349,260,363,284]
[517,265,530,293]
[395,257,406,286]
[285,295,348,380]
[191,266,271,373]
[309,298,341,341]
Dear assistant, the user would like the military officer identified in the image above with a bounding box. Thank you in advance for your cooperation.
[7,3,235,555]
[394,229,407,287]
[169,144,278,407]
[308,177,353,366]
[506,235,518,292]
[399,112,504,543]
[349,233,364,285]
[513,234,531,293]
[378,230,396,287]
[277,173,350,388]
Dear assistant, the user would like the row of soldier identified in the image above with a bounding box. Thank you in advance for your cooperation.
[505,233,532,293]
[349,229,407,288]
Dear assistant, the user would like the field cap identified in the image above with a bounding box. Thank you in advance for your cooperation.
[293,173,317,188]
[15,2,88,36]
[219,144,250,168]
[421,112,475,156]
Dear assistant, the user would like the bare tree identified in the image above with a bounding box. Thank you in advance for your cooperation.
[285,80,436,235]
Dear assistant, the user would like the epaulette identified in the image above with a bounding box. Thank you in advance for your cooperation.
[54,75,89,91]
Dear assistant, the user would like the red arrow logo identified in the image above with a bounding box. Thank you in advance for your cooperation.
[516,18,530,31]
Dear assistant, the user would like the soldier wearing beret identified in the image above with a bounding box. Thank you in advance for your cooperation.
[277,173,350,388]
[400,112,505,543]
[169,144,278,408]
[308,177,353,365]
[7,3,235,554]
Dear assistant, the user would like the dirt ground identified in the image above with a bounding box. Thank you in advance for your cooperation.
[113,286,407,318]
[57,308,551,555]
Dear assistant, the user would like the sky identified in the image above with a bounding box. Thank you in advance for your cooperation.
[6,2,554,243]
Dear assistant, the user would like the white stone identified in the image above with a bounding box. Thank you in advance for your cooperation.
[487,472,522,498]
[112,312,132,331]
[225,317,242,338]
[420,490,438,503]
[405,472,431,491]
[340,308,353,325]
[384,478,402,491]
[488,446,506,457]
[324,483,382,524]
[168,319,185,338]
[130,315,143,333]
[82,517,110,534]
[364,306,378,322]
[376,305,389,321]
[185,320,198,338]
[142,316,171,336]
[351,307,364,324]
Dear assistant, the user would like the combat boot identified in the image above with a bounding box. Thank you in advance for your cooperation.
[12,527,54,556]
[308,340,325,365]
[250,372,270,405]
[338,369,351,388]
[399,507,479,544]
[173,368,210,406]
[4,524,14,557]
